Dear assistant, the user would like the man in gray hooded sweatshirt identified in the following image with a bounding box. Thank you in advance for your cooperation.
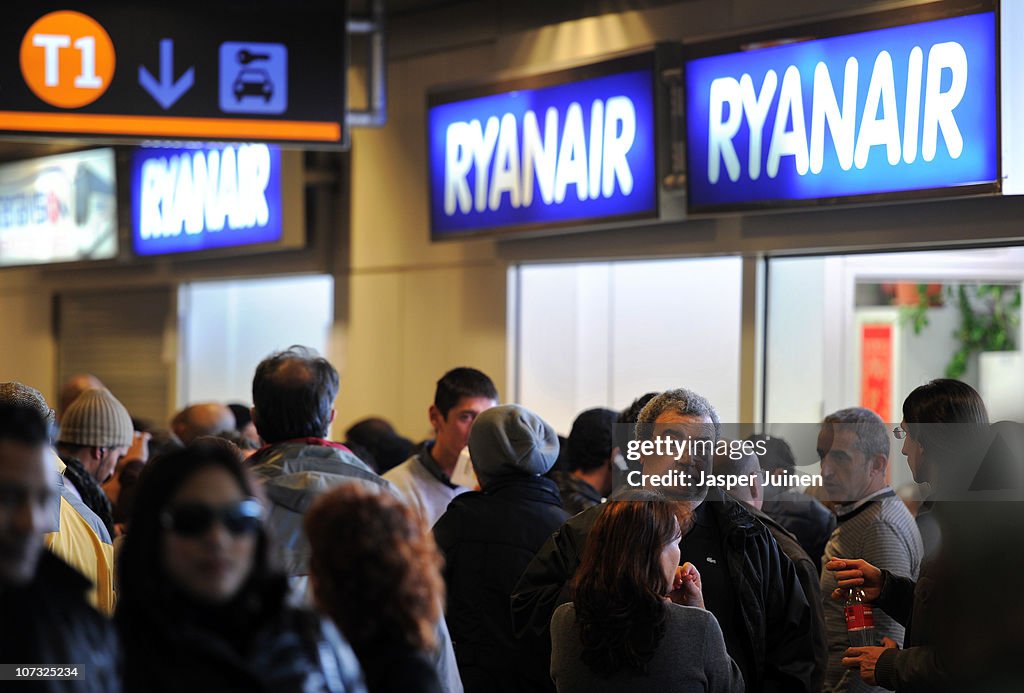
[246,346,463,692]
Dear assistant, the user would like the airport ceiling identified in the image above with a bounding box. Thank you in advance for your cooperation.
[384,0,691,28]
[0,0,689,163]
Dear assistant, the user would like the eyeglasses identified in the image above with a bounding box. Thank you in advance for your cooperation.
[160,499,262,538]
[892,427,908,440]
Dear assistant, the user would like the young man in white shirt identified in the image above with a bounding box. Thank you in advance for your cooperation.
[385,367,498,526]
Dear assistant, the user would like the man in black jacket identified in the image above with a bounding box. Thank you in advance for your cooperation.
[552,407,617,516]
[716,446,828,692]
[435,404,569,693]
[0,400,120,692]
[511,388,817,693]
[751,434,836,565]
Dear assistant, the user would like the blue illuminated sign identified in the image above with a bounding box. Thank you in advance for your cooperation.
[685,12,997,211]
[131,143,283,255]
[429,68,657,236]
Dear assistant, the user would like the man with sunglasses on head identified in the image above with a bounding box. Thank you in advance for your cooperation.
[0,399,121,691]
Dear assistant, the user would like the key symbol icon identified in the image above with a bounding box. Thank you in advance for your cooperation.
[237,48,269,64]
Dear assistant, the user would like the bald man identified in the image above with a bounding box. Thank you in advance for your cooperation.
[58,373,105,421]
[717,445,828,691]
[171,403,236,445]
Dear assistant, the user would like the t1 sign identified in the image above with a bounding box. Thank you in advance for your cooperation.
[428,54,658,238]
[2,6,346,147]
[130,143,283,256]
[685,11,998,211]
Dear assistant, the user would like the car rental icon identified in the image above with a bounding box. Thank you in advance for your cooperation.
[219,41,288,115]
[233,68,273,102]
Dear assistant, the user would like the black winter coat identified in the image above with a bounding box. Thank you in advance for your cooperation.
[0,550,121,693]
[752,507,828,693]
[511,488,817,693]
[873,559,947,692]
[117,578,365,693]
[433,475,569,693]
[761,486,836,566]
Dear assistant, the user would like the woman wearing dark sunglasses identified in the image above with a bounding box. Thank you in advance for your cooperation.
[115,438,366,692]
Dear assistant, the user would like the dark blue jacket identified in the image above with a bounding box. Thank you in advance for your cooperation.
[434,475,569,693]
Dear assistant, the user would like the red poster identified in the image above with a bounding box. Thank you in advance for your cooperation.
[861,324,893,422]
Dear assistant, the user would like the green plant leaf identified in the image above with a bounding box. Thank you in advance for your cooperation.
[945,283,1021,377]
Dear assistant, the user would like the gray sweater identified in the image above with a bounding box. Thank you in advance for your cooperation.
[820,488,923,693]
[550,602,744,693]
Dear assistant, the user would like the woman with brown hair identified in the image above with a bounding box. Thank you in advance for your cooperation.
[550,491,743,692]
[305,484,445,692]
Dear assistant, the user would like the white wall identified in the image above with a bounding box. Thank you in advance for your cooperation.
[515,257,743,434]
[180,275,333,407]
[763,257,832,469]
[765,257,827,425]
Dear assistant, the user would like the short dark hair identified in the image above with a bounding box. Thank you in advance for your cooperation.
[0,402,50,447]
[747,434,796,472]
[613,393,659,473]
[228,403,253,431]
[252,346,339,443]
[345,418,415,474]
[434,368,497,419]
[568,408,618,473]
[903,379,989,436]
[902,379,989,469]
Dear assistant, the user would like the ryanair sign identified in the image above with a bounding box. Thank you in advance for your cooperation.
[131,142,283,256]
[428,60,658,237]
[685,12,998,211]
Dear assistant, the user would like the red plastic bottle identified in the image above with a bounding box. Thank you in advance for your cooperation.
[844,587,876,647]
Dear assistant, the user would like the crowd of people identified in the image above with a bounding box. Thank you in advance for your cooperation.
[1,344,1021,692]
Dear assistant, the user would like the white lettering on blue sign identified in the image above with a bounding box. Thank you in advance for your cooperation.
[443,96,636,216]
[138,143,272,239]
[706,42,968,184]
[684,12,996,210]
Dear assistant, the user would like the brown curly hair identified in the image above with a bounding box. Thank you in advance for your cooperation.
[304,483,444,655]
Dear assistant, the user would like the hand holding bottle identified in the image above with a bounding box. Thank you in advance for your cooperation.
[825,557,883,602]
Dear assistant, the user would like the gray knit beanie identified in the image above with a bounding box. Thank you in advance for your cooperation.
[0,381,56,428]
[468,404,559,488]
[58,387,133,448]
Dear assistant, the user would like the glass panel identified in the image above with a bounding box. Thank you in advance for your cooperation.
[765,247,1024,488]
[180,274,333,407]
[515,257,743,434]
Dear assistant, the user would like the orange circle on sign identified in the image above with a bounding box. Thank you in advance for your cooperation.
[20,10,115,109]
